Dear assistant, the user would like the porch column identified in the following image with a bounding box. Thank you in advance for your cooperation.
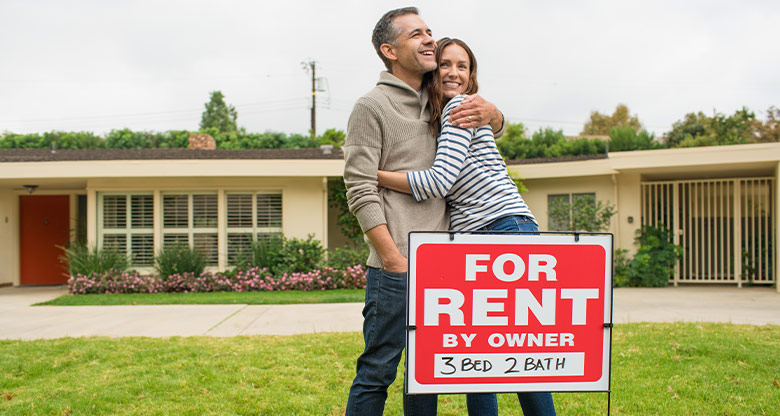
[86,187,97,247]
[322,177,329,250]
[733,180,742,288]
[776,162,780,293]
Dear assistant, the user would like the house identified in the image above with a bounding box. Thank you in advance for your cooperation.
[1,142,778,291]
[0,147,345,286]
[512,142,779,289]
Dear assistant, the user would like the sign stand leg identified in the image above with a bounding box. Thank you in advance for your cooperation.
[607,390,612,415]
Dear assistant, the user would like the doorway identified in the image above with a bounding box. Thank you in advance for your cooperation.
[20,195,70,285]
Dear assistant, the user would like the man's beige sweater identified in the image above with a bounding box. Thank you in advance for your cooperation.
[343,72,449,268]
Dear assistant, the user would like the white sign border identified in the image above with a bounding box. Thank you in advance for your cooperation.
[406,231,613,394]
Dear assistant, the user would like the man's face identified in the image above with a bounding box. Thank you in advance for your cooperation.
[389,14,436,75]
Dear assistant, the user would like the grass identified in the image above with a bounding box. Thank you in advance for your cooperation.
[1,323,778,415]
[36,289,366,306]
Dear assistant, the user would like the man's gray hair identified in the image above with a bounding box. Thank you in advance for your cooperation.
[372,7,419,71]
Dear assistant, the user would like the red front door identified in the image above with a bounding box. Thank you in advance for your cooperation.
[20,195,70,285]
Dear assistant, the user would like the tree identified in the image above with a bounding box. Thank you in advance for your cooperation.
[664,107,759,148]
[581,104,642,135]
[328,178,363,244]
[318,128,346,147]
[495,122,529,160]
[608,126,659,152]
[0,131,105,149]
[756,106,780,143]
[200,91,238,133]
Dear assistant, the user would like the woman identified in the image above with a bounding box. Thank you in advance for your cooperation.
[377,38,556,416]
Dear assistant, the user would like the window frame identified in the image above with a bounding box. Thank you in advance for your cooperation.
[225,190,283,264]
[97,192,155,267]
[547,192,597,232]
[160,192,219,266]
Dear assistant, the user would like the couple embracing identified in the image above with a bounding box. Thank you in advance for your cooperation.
[343,7,556,416]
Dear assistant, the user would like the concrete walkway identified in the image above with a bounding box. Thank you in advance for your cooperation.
[0,285,778,340]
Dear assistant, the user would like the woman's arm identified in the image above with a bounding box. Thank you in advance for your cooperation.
[406,95,474,201]
[377,170,412,195]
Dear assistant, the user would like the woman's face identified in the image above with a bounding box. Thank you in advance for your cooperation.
[438,44,471,99]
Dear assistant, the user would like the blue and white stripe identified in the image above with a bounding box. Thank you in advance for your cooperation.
[406,94,536,231]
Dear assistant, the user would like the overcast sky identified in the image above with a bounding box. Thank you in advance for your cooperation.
[1,0,778,138]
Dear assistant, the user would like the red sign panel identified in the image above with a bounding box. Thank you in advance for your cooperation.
[407,233,612,394]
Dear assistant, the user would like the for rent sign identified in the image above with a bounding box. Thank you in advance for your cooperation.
[406,232,613,394]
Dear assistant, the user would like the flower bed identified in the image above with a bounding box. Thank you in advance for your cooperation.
[68,265,366,295]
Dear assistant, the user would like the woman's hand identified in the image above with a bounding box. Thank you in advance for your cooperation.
[449,94,504,132]
[377,170,413,195]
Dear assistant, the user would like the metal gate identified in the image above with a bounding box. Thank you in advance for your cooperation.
[641,178,776,286]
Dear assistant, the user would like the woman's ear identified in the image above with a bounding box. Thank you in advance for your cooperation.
[380,43,397,62]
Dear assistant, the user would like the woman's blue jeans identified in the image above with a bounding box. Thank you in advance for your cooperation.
[466,215,557,416]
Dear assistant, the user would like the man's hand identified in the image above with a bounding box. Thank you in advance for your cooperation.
[383,253,408,274]
[365,224,408,274]
[449,94,504,132]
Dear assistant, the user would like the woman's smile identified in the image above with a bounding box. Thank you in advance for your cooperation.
[439,44,471,99]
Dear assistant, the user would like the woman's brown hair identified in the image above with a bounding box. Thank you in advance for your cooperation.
[425,37,479,136]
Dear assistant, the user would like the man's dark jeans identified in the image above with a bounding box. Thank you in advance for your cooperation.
[347,266,435,415]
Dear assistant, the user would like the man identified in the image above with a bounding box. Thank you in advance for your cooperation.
[343,7,504,415]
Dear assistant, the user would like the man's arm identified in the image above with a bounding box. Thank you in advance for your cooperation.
[377,170,413,195]
[365,224,407,273]
[343,100,406,273]
[449,94,505,134]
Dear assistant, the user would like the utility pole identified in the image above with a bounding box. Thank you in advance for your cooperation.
[303,60,317,138]
[303,60,328,139]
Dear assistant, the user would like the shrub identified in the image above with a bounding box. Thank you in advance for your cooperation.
[612,249,632,287]
[273,234,325,276]
[59,244,129,277]
[326,243,370,270]
[615,225,683,288]
[328,178,363,244]
[154,245,207,279]
[68,271,159,295]
[233,235,284,271]
[67,266,367,294]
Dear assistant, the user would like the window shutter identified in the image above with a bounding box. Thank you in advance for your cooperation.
[103,196,126,229]
[102,234,127,253]
[131,195,154,229]
[193,194,218,228]
[227,233,252,264]
[227,194,253,228]
[131,235,154,266]
[163,234,189,247]
[163,195,189,228]
[257,194,282,227]
[194,233,218,265]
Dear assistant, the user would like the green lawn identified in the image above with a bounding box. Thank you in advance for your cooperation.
[36,289,366,306]
[1,323,777,415]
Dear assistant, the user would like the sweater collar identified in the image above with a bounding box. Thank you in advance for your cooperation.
[376,71,430,119]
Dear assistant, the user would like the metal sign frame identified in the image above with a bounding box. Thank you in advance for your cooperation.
[406,231,614,396]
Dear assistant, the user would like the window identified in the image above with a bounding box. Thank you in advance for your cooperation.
[226,191,282,263]
[98,193,154,266]
[547,192,596,231]
[161,193,219,265]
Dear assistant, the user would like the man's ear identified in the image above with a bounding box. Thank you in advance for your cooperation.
[380,43,397,62]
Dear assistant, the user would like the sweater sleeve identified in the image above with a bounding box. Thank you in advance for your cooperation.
[343,99,386,232]
[406,95,473,201]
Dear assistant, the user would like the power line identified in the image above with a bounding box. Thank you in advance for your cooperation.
[0,97,309,125]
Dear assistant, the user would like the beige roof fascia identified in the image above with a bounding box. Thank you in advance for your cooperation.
[509,142,780,180]
[609,142,780,171]
[0,159,346,180]
[510,158,617,179]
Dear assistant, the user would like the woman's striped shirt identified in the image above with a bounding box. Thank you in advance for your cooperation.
[406,94,536,231]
